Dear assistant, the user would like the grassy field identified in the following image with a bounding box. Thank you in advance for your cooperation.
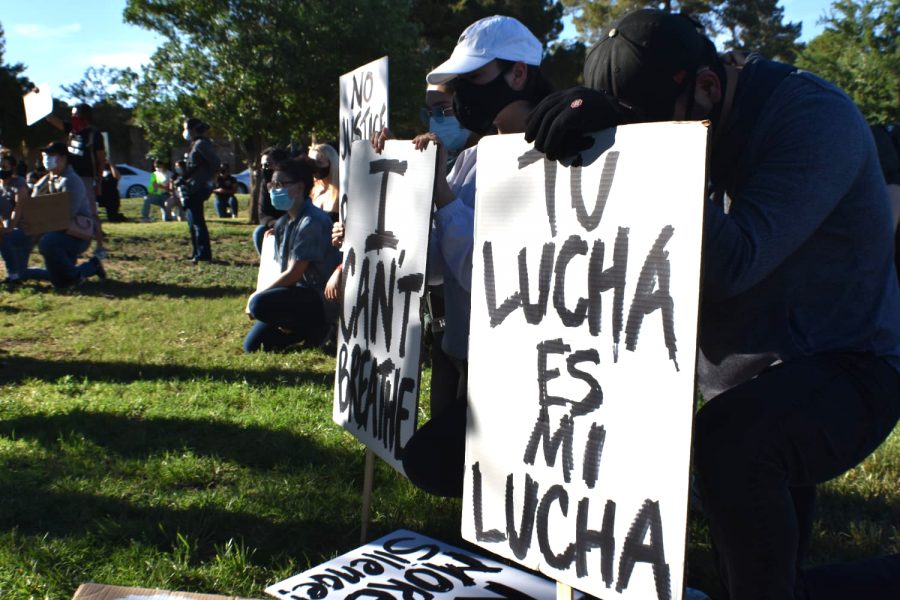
[0,196,897,599]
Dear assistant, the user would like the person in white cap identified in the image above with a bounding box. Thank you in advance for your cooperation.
[400,15,554,497]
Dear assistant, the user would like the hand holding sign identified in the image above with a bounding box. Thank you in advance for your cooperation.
[23,83,54,126]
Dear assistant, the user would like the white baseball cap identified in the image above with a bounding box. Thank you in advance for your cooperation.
[426,15,543,84]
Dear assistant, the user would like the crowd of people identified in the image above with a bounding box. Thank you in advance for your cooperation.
[2,10,900,598]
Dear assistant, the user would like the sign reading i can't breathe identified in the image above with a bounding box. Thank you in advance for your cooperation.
[265,529,573,599]
[333,139,438,474]
[339,57,389,222]
[462,123,709,600]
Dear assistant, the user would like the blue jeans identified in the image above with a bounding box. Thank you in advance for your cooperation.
[215,194,238,218]
[141,194,172,220]
[694,353,900,600]
[243,286,328,352]
[184,189,212,260]
[37,231,99,288]
[1,228,37,279]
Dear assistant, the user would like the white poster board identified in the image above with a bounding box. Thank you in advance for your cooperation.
[462,123,709,600]
[23,83,53,126]
[339,56,389,222]
[256,234,281,291]
[333,139,437,474]
[265,529,575,599]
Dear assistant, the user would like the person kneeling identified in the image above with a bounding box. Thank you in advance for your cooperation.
[243,157,340,353]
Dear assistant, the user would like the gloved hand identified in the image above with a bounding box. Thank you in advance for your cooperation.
[525,87,641,161]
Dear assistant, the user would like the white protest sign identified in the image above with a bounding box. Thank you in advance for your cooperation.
[339,56,389,221]
[333,139,437,474]
[265,529,575,599]
[462,123,709,600]
[23,83,53,126]
[256,234,281,291]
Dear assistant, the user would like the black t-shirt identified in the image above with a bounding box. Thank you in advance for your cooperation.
[215,174,237,198]
[66,124,104,178]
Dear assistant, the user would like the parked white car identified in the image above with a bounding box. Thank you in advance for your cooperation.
[115,164,153,198]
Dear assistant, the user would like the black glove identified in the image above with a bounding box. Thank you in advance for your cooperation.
[525,87,641,162]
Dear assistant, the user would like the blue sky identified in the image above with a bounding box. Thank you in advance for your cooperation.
[3,0,836,99]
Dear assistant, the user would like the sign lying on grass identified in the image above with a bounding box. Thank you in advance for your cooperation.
[265,529,572,599]
[333,139,437,474]
[72,582,261,600]
[462,123,709,600]
[339,56,389,221]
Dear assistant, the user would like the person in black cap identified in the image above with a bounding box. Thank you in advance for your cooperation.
[527,8,900,600]
[31,141,106,287]
[181,117,220,262]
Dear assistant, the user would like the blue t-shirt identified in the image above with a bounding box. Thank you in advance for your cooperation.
[272,198,341,294]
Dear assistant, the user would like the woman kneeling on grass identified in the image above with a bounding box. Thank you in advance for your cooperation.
[243,157,340,353]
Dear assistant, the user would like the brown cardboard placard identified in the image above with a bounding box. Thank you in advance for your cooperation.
[72,582,262,600]
[18,191,70,236]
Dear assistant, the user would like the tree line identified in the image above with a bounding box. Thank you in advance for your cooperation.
[1,0,896,165]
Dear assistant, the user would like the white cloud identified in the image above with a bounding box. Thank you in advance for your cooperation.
[11,22,82,39]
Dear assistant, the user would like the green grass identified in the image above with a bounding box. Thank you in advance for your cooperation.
[0,196,897,599]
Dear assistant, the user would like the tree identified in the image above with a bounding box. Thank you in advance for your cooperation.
[560,0,725,44]
[796,0,899,123]
[122,0,428,168]
[717,0,803,61]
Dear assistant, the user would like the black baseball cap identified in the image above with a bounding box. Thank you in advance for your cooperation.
[583,9,715,121]
[42,141,69,156]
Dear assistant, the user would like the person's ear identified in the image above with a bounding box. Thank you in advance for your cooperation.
[506,61,529,92]
[694,69,722,107]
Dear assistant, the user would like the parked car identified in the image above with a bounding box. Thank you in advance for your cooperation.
[115,164,152,198]
[234,168,250,194]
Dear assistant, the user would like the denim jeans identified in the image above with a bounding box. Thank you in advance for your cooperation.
[1,228,35,279]
[37,231,99,287]
[243,286,328,352]
[215,194,238,218]
[142,194,171,220]
[694,353,900,600]
[184,189,212,260]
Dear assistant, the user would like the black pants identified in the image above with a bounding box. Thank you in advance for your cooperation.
[694,353,900,600]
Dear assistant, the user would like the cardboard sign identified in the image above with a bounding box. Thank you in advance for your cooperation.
[332,139,437,474]
[18,191,70,236]
[265,529,575,599]
[462,123,709,600]
[72,582,260,600]
[338,57,389,221]
[23,83,53,126]
[256,234,281,291]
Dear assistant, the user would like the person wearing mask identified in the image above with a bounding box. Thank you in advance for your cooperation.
[243,157,340,352]
[31,142,106,287]
[212,163,239,218]
[527,9,900,599]
[46,104,106,251]
[98,162,126,222]
[308,143,340,219]
[390,15,553,497]
[181,118,220,262]
[142,160,174,222]
[0,153,34,284]
[26,159,47,192]
[252,147,289,254]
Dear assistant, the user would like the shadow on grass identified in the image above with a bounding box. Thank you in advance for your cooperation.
[0,355,332,387]
[73,280,249,299]
[0,484,359,565]
[0,410,348,470]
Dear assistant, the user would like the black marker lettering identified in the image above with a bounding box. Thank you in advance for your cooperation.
[472,462,506,542]
[506,473,539,559]
[553,235,589,327]
[575,498,616,583]
[616,499,671,600]
[483,241,521,327]
[536,484,575,569]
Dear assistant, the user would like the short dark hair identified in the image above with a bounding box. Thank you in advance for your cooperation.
[73,103,93,120]
[0,154,16,168]
[272,157,315,196]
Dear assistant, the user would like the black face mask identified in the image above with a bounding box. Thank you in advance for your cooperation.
[316,164,330,180]
[262,166,273,182]
[0,170,11,180]
[452,67,529,134]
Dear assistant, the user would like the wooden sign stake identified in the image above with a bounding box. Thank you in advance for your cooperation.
[359,448,376,544]
[556,582,573,600]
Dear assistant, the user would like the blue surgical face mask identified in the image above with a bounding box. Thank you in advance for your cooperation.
[43,154,58,171]
[183,129,192,141]
[270,187,294,210]
[429,115,470,153]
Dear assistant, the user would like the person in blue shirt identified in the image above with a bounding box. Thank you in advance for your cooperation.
[527,9,900,600]
[243,157,340,353]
